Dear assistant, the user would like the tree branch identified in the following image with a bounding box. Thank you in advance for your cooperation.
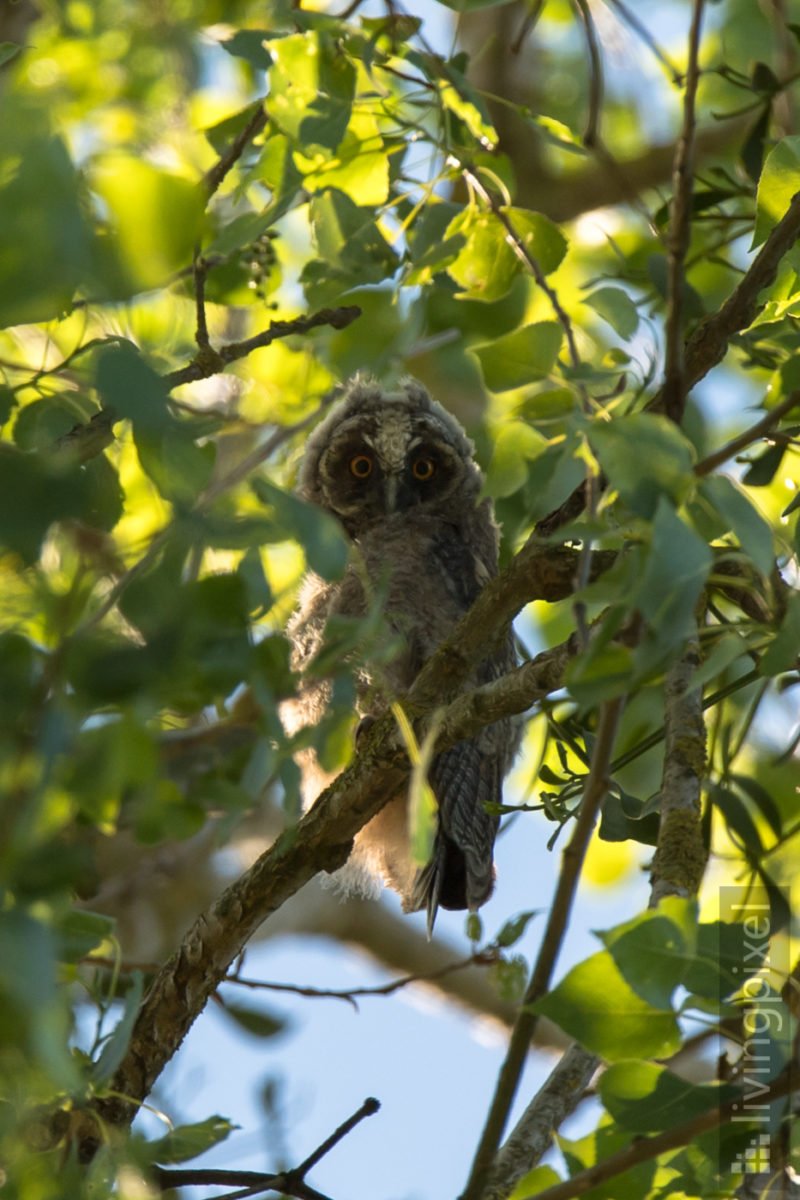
[482,1044,598,1200]
[69,544,606,1159]
[461,697,626,1200]
[535,188,800,535]
[202,101,268,198]
[516,1068,797,1200]
[154,1096,379,1199]
[479,641,710,1198]
[163,306,362,389]
[693,390,800,476]
[649,637,707,904]
[661,189,800,403]
[661,0,705,424]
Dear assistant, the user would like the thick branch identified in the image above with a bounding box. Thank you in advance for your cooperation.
[482,1044,598,1200]
[483,643,711,1197]
[73,546,602,1158]
[649,638,707,903]
[659,189,800,404]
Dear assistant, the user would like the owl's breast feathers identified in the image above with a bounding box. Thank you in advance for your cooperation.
[351,508,518,931]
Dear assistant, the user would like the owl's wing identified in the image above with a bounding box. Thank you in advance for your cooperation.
[411,739,500,936]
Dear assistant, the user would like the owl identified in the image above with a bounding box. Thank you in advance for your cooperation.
[282,376,519,931]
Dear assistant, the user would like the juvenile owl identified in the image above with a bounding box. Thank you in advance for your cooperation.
[282,376,518,931]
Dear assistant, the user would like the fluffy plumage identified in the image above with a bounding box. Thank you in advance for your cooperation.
[282,376,518,931]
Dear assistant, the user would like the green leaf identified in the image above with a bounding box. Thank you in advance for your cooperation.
[95,342,171,433]
[147,1116,239,1164]
[504,207,568,274]
[300,111,388,206]
[598,898,696,1010]
[0,108,93,327]
[566,642,634,708]
[753,135,800,247]
[683,920,756,1002]
[485,420,548,497]
[438,75,497,149]
[56,910,115,963]
[445,210,518,301]
[588,414,695,518]
[742,442,785,487]
[444,207,566,302]
[252,477,348,579]
[533,949,682,1060]
[0,384,16,426]
[600,1061,733,1133]
[0,447,106,563]
[490,954,528,1002]
[135,428,216,505]
[495,910,538,948]
[91,972,144,1084]
[688,631,750,691]
[698,476,774,576]
[559,1124,658,1200]
[0,909,78,1089]
[759,592,800,675]
[91,154,204,295]
[474,322,563,391]
[304,189,397,303]
[0,43,22,67]
[584,287,639,339]
[220,30,273,70]
[599,789,660,846]
[218,1003,288,1040]
[634,500,713,651]
[265,31,355,154]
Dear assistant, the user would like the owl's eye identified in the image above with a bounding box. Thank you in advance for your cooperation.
[412,457,436,481]
[349,453,373,479]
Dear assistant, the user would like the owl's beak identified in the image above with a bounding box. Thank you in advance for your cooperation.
[383,474,398,512]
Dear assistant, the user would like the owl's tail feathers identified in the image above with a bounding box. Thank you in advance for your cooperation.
[409,742,500,937]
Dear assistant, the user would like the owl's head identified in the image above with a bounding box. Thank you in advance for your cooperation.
[298,376,483,536]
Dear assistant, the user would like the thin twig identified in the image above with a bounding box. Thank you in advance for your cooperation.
[662,0,705,424]
[606,0,682,82]
[536,187,800,535]
[461,697,626,1200]
[226,950,495,1006]
[511,0,545,55]
[164,306,361,389]
[202,102,268,198]
[693,390,800,476]
[193,253,211,350]
[294,1097,380,1176]
[460,165,581,370]
[572,0,604,148]
[154,1097,379,1199]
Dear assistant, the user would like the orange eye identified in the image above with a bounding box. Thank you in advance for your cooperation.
[412,457,436,481]
[349,454,373,479]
